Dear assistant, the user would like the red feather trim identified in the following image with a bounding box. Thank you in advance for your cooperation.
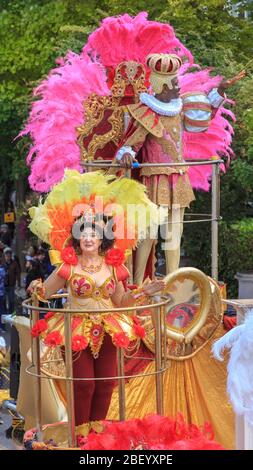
[79,414,224,450]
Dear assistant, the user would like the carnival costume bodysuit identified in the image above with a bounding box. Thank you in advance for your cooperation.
[44,260,136,359]
[29,170,162,430]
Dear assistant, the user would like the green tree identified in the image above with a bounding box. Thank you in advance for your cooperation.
[0,0,108,198]
[1,0,253,292]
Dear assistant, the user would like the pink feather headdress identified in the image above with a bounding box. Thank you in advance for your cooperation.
[21,12,235,193]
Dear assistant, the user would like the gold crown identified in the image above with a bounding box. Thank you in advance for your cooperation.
[146,54,182,75]
[146,53,182,94]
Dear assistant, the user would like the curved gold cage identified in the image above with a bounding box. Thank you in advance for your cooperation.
[23,295,170,448]
[22,266,219,448]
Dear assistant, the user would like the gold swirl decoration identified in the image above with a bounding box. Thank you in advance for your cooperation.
[76,94,123,162]
[86,107,125,160]
[142,267,222,360]
[76,61,147,163]
[111,61,147,97]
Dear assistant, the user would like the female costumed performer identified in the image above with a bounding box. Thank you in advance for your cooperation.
[27,170,164,437]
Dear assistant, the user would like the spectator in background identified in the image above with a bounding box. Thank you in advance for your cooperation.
[36,247,53,279]
[0,251,7,331]
[27,245,38,258]
[3,247,21,315]
[25,255,44,292]
[41,242,54,277]
[0,224,12,247]
[36,248,47,277]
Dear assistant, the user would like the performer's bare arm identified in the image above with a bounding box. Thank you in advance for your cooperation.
[217,70,246,96]
[112,279,165,307]
[111,281,136,307]
[27,270,66,300]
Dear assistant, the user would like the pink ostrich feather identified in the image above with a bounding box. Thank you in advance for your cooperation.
[83,12,194,66]
[21,12,235,193]
[21,53,109,192]
[179,70,235,190]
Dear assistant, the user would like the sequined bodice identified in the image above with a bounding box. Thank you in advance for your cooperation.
[69,273,116,301]
[42,262,140,358]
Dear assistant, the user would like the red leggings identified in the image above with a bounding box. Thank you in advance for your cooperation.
[66,334,117,426]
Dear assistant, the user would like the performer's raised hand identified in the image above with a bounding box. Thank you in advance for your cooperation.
[26,278,43,295]
[142,279,165,296]
[218,70,246,95]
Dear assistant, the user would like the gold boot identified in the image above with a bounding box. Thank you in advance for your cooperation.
[90,420,104,434]
[75,422,90,437]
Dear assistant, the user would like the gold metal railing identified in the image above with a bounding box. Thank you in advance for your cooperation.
[22,296,171,447]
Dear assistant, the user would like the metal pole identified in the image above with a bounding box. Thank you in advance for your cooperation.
[64,311,76,447]
[31,298,43,441]
[122,109,134,282]
[86,162,92,173]
[117,347,126,421]
[154,306,164,415]
[211,163,220,280]
[82,160,224,169]
[161,305,167,369]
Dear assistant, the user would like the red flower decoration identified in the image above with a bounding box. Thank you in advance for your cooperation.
[72,335,88,351]
[77,436,87,448]
[105,248,125,267]
[61,246,78,266]
[44,311,55,321]
[31,319,48,338]
[44,331,63,347]
[113,332,130,348]
[132,315,146,338]
[133,323,146,339]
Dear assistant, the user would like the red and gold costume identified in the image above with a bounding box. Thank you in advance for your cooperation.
[28,170,162,432]
[114,54,225,283]
[40,260,137,359]
[34,258,140,429]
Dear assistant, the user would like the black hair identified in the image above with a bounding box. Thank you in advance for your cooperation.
[37,248,46,255]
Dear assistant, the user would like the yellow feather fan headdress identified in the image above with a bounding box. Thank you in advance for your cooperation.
[29,170,165,264]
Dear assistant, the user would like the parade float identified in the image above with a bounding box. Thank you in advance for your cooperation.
[6,12,251,451]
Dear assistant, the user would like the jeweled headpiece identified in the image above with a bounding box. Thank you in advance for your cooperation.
[28,170,164,265]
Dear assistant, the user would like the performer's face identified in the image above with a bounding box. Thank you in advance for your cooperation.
[80,227,102,254]
[170,77,180,98]
[156,78,180,102]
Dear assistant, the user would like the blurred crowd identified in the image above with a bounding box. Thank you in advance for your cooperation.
[0,220,53,332]
[0,197,55,436]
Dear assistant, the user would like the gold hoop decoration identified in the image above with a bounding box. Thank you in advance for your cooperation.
[142,267,222,360]
[162,267,212,344]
